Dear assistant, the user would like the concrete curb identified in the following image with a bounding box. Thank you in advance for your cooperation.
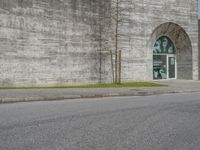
[1,89,200,104]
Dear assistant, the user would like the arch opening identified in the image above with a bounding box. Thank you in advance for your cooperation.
[150,22,193,80]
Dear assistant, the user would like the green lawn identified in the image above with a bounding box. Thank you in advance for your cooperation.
[0,82,165,90]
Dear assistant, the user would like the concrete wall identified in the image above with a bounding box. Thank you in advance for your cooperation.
[0,0,111,86]
[117,0,198,81]
[0,0,198,86]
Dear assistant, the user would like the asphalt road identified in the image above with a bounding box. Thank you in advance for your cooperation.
[1,93,200,150]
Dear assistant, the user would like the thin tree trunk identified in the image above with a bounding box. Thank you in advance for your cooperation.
[99,23,102,84]
[110,50,115,83]
[118,50,121,83]
[115,0,119,83]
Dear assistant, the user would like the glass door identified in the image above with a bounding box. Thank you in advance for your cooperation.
[153,36,176,80]
[153,55,167,80]
[168,56,176,79]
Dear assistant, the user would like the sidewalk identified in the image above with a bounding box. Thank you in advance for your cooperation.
[0,80,200,103]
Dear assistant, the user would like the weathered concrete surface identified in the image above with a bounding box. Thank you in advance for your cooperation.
[0,0,111,86]
[117,0,198,81]
[0,0,198,86]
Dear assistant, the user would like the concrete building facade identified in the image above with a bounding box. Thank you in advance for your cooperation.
[0,0,199,86]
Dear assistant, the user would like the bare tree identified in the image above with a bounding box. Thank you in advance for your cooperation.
[96,0,134,84]
[110,0,134,83]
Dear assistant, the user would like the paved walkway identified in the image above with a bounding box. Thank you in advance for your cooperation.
[0,80,200,103]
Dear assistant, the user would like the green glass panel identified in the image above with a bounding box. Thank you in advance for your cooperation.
[153,55,167,80]
[153,36,175,54]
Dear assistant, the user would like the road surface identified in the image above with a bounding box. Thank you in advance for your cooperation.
[0,93,200,150]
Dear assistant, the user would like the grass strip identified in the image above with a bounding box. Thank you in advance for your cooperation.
[0,82,165,90]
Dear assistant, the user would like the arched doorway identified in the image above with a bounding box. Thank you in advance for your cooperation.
[153,36,176,80]
[150,22,193,80]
